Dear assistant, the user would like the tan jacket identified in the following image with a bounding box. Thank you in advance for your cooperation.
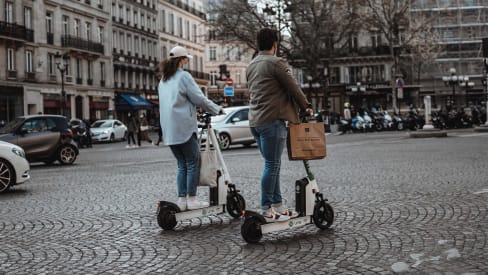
[246,52,309,127]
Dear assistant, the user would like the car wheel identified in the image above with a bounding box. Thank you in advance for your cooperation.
[58,145,77,165]
[109,133,115,143]
[219,133,231,150]
[123,131,128,141]
[0,158,14,193]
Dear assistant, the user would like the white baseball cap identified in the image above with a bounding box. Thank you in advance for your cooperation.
[169,46,193,59]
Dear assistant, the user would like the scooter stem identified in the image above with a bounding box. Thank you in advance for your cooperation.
[303,160,315,181]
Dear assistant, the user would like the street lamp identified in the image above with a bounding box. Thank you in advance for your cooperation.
[442,68,462,110]
[54,52,69,117]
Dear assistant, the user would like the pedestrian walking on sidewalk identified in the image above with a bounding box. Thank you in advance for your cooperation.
[138,112,152,145]
[158,45,223,211]
[126,112,138,148]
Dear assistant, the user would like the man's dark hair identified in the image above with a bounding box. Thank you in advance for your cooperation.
[257,28,278,51]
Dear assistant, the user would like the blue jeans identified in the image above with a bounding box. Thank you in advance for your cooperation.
[169,133,200,197]
[251,120,287,210]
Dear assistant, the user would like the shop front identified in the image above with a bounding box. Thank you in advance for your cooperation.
[0,86,23,123]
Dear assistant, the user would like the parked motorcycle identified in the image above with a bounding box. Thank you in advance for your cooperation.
[69,119,92,148]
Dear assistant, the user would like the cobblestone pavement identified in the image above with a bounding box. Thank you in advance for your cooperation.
[1,130,487,274]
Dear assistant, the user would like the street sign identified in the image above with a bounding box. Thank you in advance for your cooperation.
[224,86,234,97]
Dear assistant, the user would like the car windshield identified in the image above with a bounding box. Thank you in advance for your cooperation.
[91,121,112,128]
[0,118,24,134]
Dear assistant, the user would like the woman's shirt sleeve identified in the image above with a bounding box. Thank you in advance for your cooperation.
[181,72,222,115]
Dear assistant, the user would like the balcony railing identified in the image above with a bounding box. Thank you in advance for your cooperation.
[25,72,36,82]
[47,32,54,45]
[0,21,34,42]
[7,70,17,79]
[87,79,93,85]
[61,35,104,54]
[76,77,83,84]
[100,80,105,87]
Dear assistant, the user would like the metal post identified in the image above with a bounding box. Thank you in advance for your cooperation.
[423,96,434,130]
[485,59,488,126]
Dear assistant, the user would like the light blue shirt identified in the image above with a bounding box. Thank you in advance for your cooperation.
[158,69,221,145]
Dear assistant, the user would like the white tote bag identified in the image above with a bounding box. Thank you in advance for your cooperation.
[199,129,219,187]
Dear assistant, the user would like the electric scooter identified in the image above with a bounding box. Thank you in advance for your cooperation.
[156,113,246,230]
[240,119,334,243]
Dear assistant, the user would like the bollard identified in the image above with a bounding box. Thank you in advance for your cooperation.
[423,96,434,130]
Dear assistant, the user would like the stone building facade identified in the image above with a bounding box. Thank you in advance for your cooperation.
[0,0,112,122]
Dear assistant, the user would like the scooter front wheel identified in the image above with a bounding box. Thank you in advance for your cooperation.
[241,216,263,243]
[157,204,178,230]
[226,193,246,219]
[312,201,334,230]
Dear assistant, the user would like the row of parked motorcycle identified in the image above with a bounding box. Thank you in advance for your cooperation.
[338,108,487,134]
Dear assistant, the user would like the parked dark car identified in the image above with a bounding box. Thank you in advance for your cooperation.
[0,115,79,165]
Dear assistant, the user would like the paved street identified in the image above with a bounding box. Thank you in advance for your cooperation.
[1,130,487,274]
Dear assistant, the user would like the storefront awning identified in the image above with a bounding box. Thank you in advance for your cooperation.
[115,93,153,110]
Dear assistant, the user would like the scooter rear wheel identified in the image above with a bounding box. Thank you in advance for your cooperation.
[312,201,334,230]
[226,193,246,219]
[157,204,178,230]
[241,216,263,243]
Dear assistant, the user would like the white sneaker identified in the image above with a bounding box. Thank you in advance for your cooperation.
[125,145,130,149]
[262,207,290,223]
[177,197,187,211]
[187,196,209,210]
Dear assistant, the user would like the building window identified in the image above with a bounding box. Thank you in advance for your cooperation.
[24,7,32,29]
[76,59,82,78]
[141,12,145,28]
[133,11,138,26]
[118,4,123,19]
[98,26,104,43]
[112,2,116,17]
[209,47,216,61]
[46,12,53,33]
[25,50,33,73]
[126,8,131,24]
[127,34,132,53]
[160,10,166,32]
[178,17,182,37]
[64,58,71,76]
[134,36,139,53]
[5,2,13,23]
[85,22,92,41]
[100,62,105,81]
[62,16,69,35]
[48,53,55,75]
[88,61,93,80]
[371,32,381,48]
[185,20,190,39]
[169,13,174,34]
[74,19,81,37]
[193,24,197,42]
[7,48,15,71]
[113,31,117,49]
[119,32,125,49]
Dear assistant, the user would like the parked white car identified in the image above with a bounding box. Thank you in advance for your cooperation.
[0,140,30,193]
[90,119,128,143]
[199,106,255,150]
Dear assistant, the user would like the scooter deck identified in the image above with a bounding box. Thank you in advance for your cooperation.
[261,216,312,234]
[175,205,225,221]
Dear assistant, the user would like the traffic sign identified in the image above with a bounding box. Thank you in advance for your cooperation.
[224,86,234,97]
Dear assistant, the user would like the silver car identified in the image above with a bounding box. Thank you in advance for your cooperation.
[91,119,128,143]
[200,106,255,150]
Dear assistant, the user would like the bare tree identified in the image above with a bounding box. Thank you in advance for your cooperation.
[360,0,439,112]
[208,0,361,110]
